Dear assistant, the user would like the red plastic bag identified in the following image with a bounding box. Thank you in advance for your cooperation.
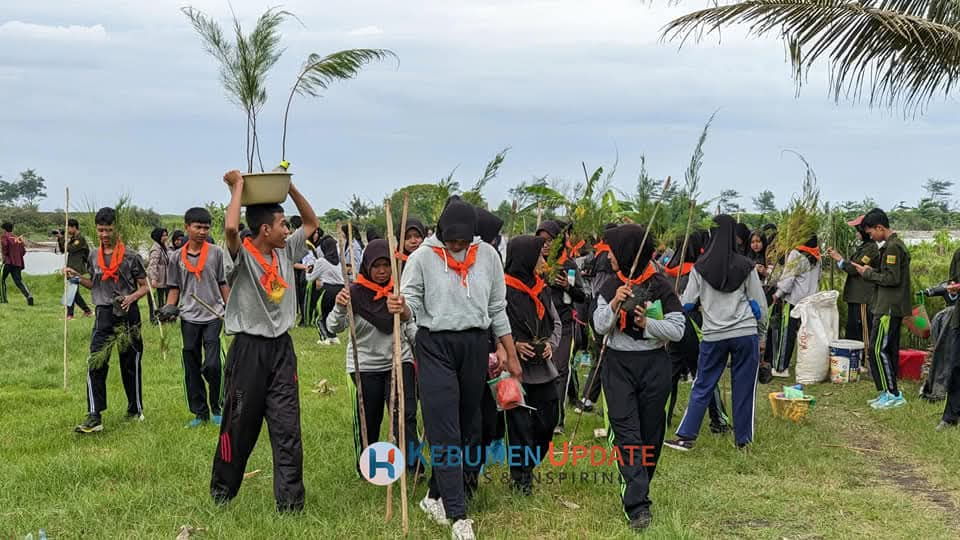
[487,373,528,411]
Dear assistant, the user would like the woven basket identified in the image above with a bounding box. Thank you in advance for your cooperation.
[240,172,291,205]
[768,392,813,423]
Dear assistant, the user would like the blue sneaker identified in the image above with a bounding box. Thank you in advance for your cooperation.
[867,392,887,406]
[186,417,206,428]
[870,392,892,409]
[212,415,223,426]
[878,392,906,409]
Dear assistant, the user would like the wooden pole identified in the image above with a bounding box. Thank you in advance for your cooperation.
[570,177,672,443]
[63,188,70,391]
[347,223,357,282]
[384,199,409,532]
[338,224,370,452]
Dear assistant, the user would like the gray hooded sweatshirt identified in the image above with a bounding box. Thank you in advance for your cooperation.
[400,234,511,337]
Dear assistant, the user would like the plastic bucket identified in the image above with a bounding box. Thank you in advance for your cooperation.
[829,340,863,383]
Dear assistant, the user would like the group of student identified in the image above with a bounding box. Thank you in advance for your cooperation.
[48,167,930,540]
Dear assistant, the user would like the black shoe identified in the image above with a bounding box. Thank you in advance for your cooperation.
[125,411,145,422]
[758,362,773,384]
[736,441,751,450]
[664,438,695,452]
[629,509,652,531]
[27,296,34,306]
[74,414,103,434]
[709,423,731,435]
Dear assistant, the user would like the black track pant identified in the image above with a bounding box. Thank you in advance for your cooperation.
[581,341,604,403]
[181,319,223,419]
[417,328,487,522]
[211,332,304,512]
[554,331,574,427]
[602,348,671,520]
[942,331,960,424]
[350,363,419,471]
[506,381,559,487]
[1,264,31,303]
[773,303,801,372]
[667,318,729,429]
[67,289,91,317]
[870,315,902,396]
[86,305,144,416]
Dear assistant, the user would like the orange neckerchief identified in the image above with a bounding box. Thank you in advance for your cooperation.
[432,244,479,287]
[98,241,126,282]
[181,241,210,281]
[593,240,611,255]
[395,251,409,262]
[355,274,394,300]
[796,245,821,261]
[505,274,546,320]
[566,239,585,258]
[664,262,694,278]
[242,237,288,303]
[616,263,657,330]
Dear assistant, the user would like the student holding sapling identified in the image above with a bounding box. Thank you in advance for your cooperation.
[770,234,822,378]
[502,235,562,496]
[393,197,521,540]
[535,220,586,433]
[210,170,318,512]
[66,208,150,434]
[848,208,912,410]
[161,207,230,428]
[593,224,685,532]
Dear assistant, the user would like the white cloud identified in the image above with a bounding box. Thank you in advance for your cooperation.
[348,25,383,36]
[0,21,107,41]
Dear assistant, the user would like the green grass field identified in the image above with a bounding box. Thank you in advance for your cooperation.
[3,275,960,539]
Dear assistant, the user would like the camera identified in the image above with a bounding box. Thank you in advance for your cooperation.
[50,229,63,236]
[922,282,951,298]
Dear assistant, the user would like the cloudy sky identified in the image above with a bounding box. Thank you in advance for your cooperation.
[3,0,959,216]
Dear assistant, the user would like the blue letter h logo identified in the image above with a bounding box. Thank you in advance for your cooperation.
[369,448,396,479]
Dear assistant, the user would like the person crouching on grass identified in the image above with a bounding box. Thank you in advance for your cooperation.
[393,198,522,540]
[210,170,319,513]
[327,238,420,475]
[592,224,685,532]
[666,214,768,452]
[502,235,562,496]
[162,207,230,428]
[66,208,150,434]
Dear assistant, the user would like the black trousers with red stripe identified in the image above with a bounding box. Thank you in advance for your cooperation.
[211,332,304,512]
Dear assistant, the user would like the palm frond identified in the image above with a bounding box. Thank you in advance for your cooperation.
[472,147,510,194]
[684,111,716,200]
[663,0,960,111]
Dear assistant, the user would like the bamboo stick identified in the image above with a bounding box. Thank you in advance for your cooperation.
[338,224,370,453]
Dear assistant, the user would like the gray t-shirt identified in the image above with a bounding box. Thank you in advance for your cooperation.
[166,244,227,323]
[87,248,147,307]
[224,228,308,338]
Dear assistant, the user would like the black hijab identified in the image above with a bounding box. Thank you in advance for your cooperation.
[150,227,167,249]
[436,198,477,243]
[734,222,751,255]
[666,230,706,269]
[504,235,554,341]
[350,239,393,334]
[400,218,426,254]
[476,208,504,248]
[320,235,340,265]
[695,215,755,293]
[171,230,185,249]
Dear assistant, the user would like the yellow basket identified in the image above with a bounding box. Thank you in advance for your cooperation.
[768,392,813,423]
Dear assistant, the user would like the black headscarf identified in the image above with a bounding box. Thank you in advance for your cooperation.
[476,208,504,247]
[150,227,167,249]
[695,215,755,293]
[734,222,751,255]
[436,198,477,243]
[366,229,382,243]
[320,235,340,265]
[350,239,393,334]
[747,230,768,265]
[666,230,706,269]
[400,218,426,254]
[504,235,553,338]
[171,230,185,249]
[536,220,568,262]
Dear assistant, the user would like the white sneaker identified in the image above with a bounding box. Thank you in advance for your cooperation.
[452,519,476,540]
[329,336,341,345]
[419,496,449,526]
[771,369,790,378]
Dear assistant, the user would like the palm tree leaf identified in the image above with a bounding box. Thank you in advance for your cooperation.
[293,49,398,98]
[662,0,960,110]
[471,147,510,194]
